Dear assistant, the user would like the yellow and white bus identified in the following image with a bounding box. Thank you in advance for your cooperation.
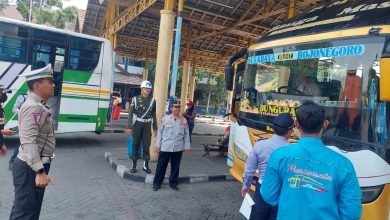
[0,17,113,133]
[225,1,390,219]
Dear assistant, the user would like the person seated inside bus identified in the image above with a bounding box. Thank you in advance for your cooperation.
[244,87,259,104]
[342,70,361,103]
[297,76,321,96]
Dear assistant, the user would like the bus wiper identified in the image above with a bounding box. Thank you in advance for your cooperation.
[321,135,377,152]
[228,113,273,132]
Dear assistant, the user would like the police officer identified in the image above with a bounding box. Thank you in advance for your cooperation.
[10,64,56,220]
[153,100,190,191]
[0,86,17,157]
[8,92,29,169]
[126,80,157,173]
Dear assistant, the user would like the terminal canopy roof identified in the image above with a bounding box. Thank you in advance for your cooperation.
[83,0,331,73]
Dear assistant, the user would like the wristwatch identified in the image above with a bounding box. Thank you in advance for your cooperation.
[36,168,45,174]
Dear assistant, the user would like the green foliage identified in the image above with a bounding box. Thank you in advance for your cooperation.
[0,0,7,12]
[16,0,77,29]
[210,74,226,113]
[147,62,156,84]
[174,68,183,98]
[196,70,226,113]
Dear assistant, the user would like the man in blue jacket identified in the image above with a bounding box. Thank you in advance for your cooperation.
[260,101,362,220]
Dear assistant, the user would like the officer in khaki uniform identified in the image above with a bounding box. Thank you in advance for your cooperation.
[126,80,157,174]
[153,100,190,191]
[10,64,55,220]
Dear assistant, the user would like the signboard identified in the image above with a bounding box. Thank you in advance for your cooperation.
[248,44,365,64]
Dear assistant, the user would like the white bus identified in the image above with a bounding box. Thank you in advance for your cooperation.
[0,17,113,133]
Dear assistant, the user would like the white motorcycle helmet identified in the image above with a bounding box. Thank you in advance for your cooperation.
[140,80,152,89]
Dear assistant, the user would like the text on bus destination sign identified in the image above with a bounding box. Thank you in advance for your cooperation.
[248,44,365,64]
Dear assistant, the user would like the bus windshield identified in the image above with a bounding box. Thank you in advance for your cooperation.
[241,36,389,162]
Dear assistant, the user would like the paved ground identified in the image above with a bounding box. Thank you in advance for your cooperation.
[107,134,231,183]
[0,128,245,219]
[108,116,229,136]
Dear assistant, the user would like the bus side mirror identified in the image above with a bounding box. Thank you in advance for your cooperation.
[380,57,390,101]
[225,65,234,91]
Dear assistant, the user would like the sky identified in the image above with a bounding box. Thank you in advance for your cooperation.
[62,0,88,10]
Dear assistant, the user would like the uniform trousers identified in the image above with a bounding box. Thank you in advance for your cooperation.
[9,158,51,220]
[153,151,183,187]
[132,121,151,161]
[250,182,278,220]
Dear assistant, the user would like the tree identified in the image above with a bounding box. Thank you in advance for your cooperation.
[16,0,77,29]
[210,74,226,114]
[147,61,156,84]
[195,70,226,115]
[0,0,7,12]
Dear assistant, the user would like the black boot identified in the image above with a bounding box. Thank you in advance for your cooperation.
[130,160,137,173]
[143,161,152,174]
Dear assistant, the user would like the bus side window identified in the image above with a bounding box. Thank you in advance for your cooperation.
[0,22,28,63]
[69,37,101,71]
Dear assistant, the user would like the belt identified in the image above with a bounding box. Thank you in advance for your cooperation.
[136,118,152,123]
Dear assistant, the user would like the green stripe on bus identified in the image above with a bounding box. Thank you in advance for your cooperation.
[62,95,109,101]
[96,107,109,131]
[59,114,97,123]
[63,69,94,84]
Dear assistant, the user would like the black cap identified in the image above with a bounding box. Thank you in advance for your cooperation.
[273,113,294,132]
[171,99,181,107]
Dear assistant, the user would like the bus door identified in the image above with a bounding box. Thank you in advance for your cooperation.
[232,62,245,114]
[30,41,66,130]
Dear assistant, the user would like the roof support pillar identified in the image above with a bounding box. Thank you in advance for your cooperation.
[180,60,191,113]
[288,0,296,18]
[143,49,149,81]
[150,8,176,161]
[188,59,196,102]
[169,0,185,97]
[164,0,175,10]
[180,23,192,112]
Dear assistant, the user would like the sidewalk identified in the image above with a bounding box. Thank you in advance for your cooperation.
[105,128,233,185]
[105,116,229,136]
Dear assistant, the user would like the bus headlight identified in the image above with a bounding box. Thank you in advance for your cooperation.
[234,144,248,162]
[361,185,384,204]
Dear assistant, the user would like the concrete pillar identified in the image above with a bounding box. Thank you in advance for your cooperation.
[188,61,196,101]
[180,61,191,112]
[150,10,175,161]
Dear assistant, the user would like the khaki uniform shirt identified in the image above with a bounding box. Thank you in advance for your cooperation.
[127,95,157,130]
[17,92,55,171]
[156,114,190,152]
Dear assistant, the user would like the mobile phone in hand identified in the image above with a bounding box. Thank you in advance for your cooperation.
[10,127,19,132]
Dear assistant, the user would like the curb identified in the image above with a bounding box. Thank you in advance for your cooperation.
[118,116,228,125]
[104,152,233,184]
[192,132,222,136]
[102,130,222,136]
[195,121,229,125]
